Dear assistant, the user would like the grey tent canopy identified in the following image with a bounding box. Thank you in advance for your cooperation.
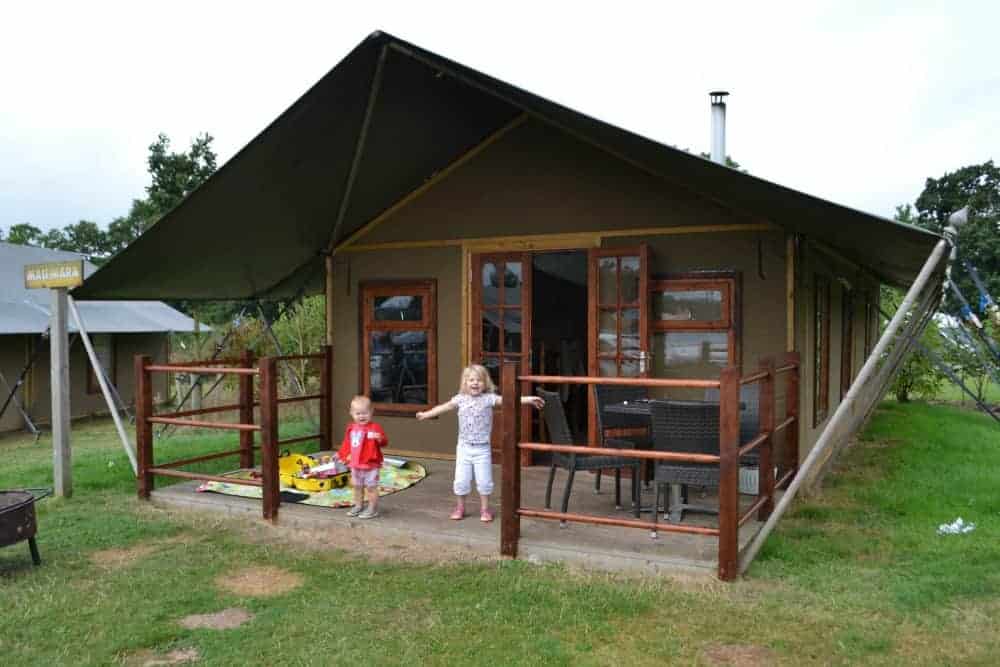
[75,31,941,301]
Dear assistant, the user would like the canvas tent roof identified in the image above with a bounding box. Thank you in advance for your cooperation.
[0,242,201,335]
[75,31,941,301]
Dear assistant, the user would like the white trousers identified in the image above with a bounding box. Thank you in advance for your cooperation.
[453,442,494,496]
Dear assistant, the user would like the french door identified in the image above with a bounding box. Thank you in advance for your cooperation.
[470,253,533,452]
[587,245,651,444]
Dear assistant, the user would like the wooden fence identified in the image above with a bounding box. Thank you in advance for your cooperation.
[133,346,333,521]
[500,352,800,581]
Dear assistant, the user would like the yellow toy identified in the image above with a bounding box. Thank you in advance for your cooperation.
[278,451,350,493]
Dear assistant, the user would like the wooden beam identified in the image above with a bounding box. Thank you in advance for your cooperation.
[500,360,521,558]
[786,234,796,352]
[325,254,335,346]
[135,354,153,500]
[341,223,774,255]
[717,365,741,581]
[50,288,71,498]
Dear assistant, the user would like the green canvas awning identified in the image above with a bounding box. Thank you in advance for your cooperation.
[76,31,941,301]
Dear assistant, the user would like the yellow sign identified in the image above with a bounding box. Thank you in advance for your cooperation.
[24,260,85,289]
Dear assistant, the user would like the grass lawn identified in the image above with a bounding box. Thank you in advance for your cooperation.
[934,379,1000,405]
[1,404,999,665]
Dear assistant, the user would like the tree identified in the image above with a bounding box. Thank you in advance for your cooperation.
[882,285,945,402]
[5,223,43,246]
[144,133,217,222]
[914,161,1000,312]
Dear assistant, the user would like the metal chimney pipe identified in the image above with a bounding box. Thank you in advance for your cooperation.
[710,91,729,165]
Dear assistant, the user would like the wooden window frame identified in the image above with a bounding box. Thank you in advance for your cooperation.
[814,275,831,426]
[649,273,739,370]
[840,289,854,400]
[87,334,115,395]
[359,280,437,417]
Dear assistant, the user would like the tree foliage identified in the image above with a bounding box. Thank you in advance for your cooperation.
[881,285,945,402]
[913,161,1000,310]
[1,133,218,265]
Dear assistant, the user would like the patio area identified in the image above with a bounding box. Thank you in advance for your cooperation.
[149,458,776,576]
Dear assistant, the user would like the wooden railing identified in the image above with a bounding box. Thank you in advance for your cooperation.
[500,352,800,581]
[134,346,333,521]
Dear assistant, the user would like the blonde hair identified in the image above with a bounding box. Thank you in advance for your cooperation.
[349,395,372,412]
[459,364,496,394]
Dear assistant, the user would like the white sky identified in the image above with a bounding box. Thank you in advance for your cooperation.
[2,0,997,232]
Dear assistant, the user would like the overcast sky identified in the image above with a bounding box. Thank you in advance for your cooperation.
[2,1,997,232]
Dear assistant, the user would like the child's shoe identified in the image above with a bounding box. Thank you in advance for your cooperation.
[449,506,465,520]
[480,508,494,523]
[358,507,379,520]
[347,504,364,517]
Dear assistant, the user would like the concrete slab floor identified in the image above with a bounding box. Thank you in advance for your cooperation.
[149,458,772,577]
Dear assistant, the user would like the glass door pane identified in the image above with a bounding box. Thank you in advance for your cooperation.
[471,252,533,451]
[587,245,650,443]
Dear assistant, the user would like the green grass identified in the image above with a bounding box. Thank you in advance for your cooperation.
[934,380,1000,404]
[2,405,999,665]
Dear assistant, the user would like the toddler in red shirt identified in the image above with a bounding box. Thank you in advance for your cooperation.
[337,395,387,519]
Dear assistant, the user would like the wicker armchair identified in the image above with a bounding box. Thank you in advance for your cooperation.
[538,389,640,524]
[594,384,652,493]
[704,383,760,465]
[649,400,720,531]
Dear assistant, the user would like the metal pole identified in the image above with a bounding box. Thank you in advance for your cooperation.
[50,288,72,498]
[739,238,950,575]
[67,296,139,474]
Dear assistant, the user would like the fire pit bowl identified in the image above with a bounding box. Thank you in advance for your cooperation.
[0,488,50,566]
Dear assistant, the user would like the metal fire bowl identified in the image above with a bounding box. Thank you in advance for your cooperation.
[0,491,38,548]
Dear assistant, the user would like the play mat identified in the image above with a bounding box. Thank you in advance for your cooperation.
[197,461,427,508]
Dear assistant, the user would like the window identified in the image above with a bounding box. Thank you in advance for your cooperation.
[360,280,436,415]
[841,290,854,400]
[649,276,737,378]
[814,276,831,425]
[864,293,876,357]
[87,334,115,395]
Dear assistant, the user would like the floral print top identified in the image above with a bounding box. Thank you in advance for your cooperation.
[450,393,501,445]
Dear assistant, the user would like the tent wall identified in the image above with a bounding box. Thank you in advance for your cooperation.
[331,119,792,457]
[0,334,31,432]
[0,333,169,433]
[797,242,883,458]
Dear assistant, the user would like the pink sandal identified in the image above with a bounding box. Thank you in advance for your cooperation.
[480,508,494,523]
[449,506,465,520]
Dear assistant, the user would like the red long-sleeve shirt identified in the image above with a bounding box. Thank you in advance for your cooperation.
[336,422,387,469]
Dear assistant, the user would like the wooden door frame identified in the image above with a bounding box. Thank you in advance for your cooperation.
[463,236,600,462]
[469,252,533,456]
[587,244,651,446]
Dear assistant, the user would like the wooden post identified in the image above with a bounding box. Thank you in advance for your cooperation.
[134,355,154,499]
[50,288,72,498]
[500,360,522,558]
[239,349,255,469]
[259,357,280,521]
[758,357,776,520]
[319,345,333,452]
[783,351,800,485]
[717,365,741,581]
[325,254,335,346]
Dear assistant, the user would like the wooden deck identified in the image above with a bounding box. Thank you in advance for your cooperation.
[149,458,774,577]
